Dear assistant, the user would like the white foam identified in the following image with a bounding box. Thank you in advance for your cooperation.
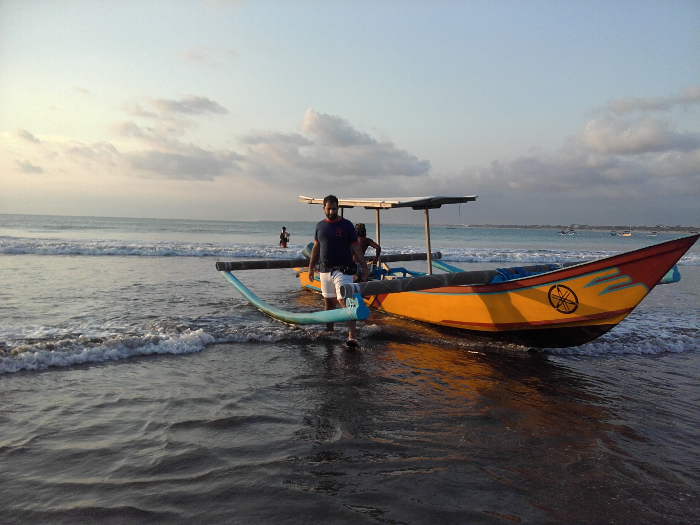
[545,311,699,356]
[0,329,215,374]
[1,236,698,265]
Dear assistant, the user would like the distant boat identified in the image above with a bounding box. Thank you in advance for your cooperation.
[621,230,632,237]
[609,231,617,236]
[649,232,658,237]
[559,229,576,235]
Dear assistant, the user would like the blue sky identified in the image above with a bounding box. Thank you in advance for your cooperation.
[1,0,699,226]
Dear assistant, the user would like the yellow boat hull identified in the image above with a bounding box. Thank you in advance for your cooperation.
[297,234,698,347]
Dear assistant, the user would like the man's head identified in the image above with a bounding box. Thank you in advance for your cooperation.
[355,223,366,237]
[282,227,286,231]
[323,194,339,221]
[323,195,338,207]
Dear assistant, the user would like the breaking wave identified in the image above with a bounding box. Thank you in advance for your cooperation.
[2,236,698,265]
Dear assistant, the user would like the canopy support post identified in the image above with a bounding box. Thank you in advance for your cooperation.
[424,209,433,275]
[375,209,381,247]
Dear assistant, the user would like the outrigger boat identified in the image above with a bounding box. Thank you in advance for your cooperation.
[216,196,698,348]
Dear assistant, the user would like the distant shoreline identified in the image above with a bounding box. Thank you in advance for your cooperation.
[1,213,697,233]
[435,224,699,233]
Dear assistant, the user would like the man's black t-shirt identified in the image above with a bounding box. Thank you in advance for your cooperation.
[314,218,358,268]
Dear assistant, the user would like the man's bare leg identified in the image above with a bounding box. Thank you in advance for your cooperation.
[324,297,338,332]
[339,298,358,341]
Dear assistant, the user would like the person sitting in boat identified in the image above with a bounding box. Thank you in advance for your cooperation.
[307,195,370,347]
[279,226,290,248]
[353,223,381,280]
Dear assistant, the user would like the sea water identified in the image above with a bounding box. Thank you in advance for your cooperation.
[1,214,699,524]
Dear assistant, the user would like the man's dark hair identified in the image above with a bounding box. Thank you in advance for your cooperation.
[323,195,339,207]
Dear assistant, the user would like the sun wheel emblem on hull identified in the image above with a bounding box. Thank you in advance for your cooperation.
[548,284,579,314]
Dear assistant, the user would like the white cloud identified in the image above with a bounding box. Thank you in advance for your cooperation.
[444,87,700,221]
[179,46,239,68]
[124,148,242,181]
[581,117,700,155]
[111,96,241,180]
[123,102,160,119]
[16,129,41,143]
[300,109,376,147]
[239,109,431,184]
[8,106,428,186]
[111,121,144,138]
[3,88,697,224]
[64,141,121,166]
[147,96,228,116]
[602,84,700,115]
[15,159,43,174]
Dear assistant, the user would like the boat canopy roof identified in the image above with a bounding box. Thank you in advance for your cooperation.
[298,195,477,210]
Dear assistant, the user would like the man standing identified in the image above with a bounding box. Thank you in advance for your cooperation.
[279,226,290,248]
[308,195,370,347]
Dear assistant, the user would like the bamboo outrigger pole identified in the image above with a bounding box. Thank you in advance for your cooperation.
[220,271,370,324]
[337,263,564,300]
[215,252,442,272]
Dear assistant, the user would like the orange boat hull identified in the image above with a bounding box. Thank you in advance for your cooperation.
[297,234,698,347]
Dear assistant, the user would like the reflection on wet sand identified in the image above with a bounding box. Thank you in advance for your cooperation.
[283,321,687,524]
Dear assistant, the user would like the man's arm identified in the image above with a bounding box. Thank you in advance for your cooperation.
[367,239,381,263]
[350,243,370,281]
[307,241,320,281]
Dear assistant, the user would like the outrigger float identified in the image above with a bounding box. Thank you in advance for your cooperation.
[216,196,698,348]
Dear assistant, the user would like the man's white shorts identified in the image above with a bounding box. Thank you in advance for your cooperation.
[319,270,354,299]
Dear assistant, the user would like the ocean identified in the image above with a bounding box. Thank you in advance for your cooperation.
[1,214,699,524]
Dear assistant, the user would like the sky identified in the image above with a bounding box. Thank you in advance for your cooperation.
[1,0,699,227]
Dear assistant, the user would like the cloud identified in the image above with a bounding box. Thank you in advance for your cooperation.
[179,46,238,68]
[603,84,700,115]
[449,88,700,205]
[179,46,217,66]
[123,102,160,119]
[111,104,427,184]
[239,109,430,184]
[124,148,243,181]
[300,109,376,147]
[649,148,700,180]
[106,95,243,180]
[15,159,43,174]
[201,0,242,7]
[240,132,313,147]
[482,150,653,192]
[461,127,699,194]
[16,129,41,143]
[147,96,228,116]
[111,121,144,138]
[64,141,121,166]
[581,117,700,155]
